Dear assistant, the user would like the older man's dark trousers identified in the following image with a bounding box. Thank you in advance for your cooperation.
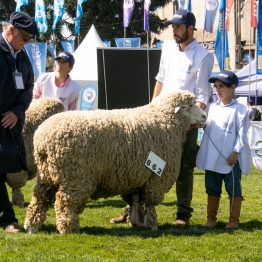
[0,173,17,228]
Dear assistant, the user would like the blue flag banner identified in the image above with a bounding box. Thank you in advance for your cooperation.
[144,0,151,32]
[178,0,185,10]
[123,0,135,28]
[187,0,191,11]
[15,0,28,12]
[35,0,48,33]
[115,37,141,48]
[47,44,56,57]
[61,40,75,53]
[74,0,87,34]
[156,41,163,48]
[103,40,111,47]
[52,0,65,30]
[257,0,262,74]
[214,0,228,70]
[204,0,219,33]
[25,42,47,80]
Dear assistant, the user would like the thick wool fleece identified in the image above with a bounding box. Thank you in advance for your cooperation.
[25,91,203,233]
[6,98,64,206]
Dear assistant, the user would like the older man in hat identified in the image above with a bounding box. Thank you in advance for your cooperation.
[110,9,214,227]
[0,12,39,233]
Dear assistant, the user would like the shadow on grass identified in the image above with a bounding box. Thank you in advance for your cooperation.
[86,199,177,208]
[31,219,262,236]
[77,220,262,237]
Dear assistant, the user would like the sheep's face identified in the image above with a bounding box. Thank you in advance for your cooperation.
[175,103,207,125]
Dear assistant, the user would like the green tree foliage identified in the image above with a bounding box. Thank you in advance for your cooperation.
[0,0,172,48]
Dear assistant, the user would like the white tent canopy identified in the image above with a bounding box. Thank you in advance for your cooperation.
[70,24,104,81]
[235,60,262,96]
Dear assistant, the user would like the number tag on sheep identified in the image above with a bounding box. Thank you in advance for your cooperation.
[145,151,166,176]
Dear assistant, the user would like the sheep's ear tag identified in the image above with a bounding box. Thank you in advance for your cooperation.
[145,151,166,177]
[175,107,180,113]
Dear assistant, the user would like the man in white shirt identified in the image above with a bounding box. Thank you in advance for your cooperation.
[152,9,214,226]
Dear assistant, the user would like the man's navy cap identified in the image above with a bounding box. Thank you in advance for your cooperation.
[208,70,239,86]
[55,51,75,67]
[165,9,196,29]
[9,12,39,36]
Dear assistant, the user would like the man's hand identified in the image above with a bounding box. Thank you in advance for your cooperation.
[195,101,206,110]
[1,111,18,129]
[227,151,239,167]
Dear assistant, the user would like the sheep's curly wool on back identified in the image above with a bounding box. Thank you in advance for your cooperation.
[34,92,194,205]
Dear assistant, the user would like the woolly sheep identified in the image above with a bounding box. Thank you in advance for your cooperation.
[24,91,207,234]
[6,98,64,207]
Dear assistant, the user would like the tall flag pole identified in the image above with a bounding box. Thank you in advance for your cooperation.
[52,0,65,30]
[123,0,135,47]
[35,0,48,33]
[257,0,262,74]
[204,0,219,33]
[187,0,191,12]
[15,0,29,12]
[214,0,229,70]
[74,0,87,36]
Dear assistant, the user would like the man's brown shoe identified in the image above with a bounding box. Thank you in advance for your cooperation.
[4,222,21,233]
[110,207,130,224]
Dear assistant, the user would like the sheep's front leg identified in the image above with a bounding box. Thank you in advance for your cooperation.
[144,205,158,231]
[55,189,88,234]
[128,194,145,227]
[24,182,54,234]
[11,187,24,207]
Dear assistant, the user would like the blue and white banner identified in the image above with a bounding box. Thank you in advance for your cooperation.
[15,0,28,12]
[79,83,97,110]
[115,37,141,48]
[144,0,151,32]
[204,0,219,33]
[178,0,185,10]
[35,0,48,33]
[61,40,75,53]
[103,40,111,47]
[52,0,65,30]
[214,0,229,70]
[257,0,262,74]
[25,42,47,80]
[123,0,135,28]
[47,44,56,57]
[187,0,191,11]
[74,0,87,34]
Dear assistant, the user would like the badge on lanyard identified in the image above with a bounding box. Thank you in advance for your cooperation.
[13,71,25,90]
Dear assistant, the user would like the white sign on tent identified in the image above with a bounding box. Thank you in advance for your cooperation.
[70,24,104,110]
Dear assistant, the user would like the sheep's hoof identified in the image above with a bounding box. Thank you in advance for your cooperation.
[24,224,38,234]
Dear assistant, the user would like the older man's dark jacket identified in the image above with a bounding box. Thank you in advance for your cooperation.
[0,34,34,173]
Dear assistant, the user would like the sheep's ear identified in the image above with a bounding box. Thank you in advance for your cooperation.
[175,107,180,113]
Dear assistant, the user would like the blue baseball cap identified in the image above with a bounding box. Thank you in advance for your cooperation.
[208,70,239,86]
[55,51,75,67]
[9,12,39,36]
[165,9,196,29]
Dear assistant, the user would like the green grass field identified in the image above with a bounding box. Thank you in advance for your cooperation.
[1,167,262,262]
